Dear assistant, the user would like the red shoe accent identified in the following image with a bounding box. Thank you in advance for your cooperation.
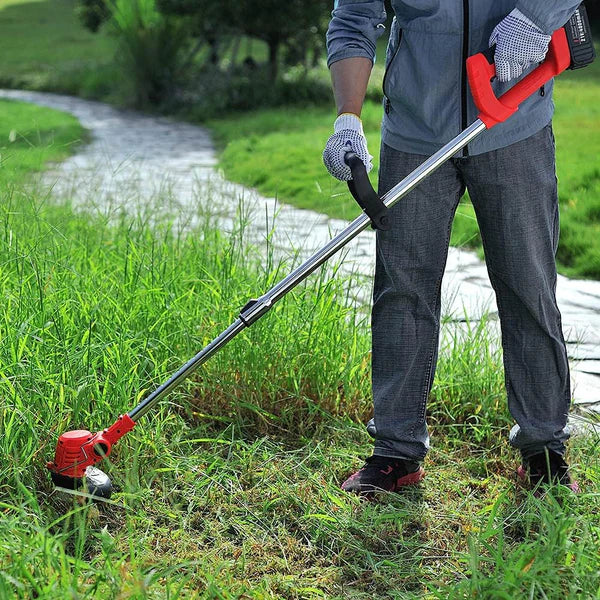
[516,465,579,494]
[395,467,425,488]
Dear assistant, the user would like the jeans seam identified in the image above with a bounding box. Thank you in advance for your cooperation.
[413,188,464,433]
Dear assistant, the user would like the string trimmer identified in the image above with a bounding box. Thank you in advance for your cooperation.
[47,5,595,499]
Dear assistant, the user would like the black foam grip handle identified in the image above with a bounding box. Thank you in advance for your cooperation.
[344,152,390,231]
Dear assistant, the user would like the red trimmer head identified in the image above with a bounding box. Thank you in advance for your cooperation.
[47,414,136,498]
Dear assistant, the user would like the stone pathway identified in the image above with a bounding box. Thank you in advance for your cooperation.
[1,89,599,412]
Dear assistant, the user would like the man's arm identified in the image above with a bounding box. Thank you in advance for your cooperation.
[323,1,386,181]
[515,0,582,34]
[330,56,373,117]
[322,56,374,181]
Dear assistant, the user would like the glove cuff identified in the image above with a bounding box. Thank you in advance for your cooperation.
[334,113,363,135]
[509,8,544,33]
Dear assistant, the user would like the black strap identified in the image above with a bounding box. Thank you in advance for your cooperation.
[345,152,391,231]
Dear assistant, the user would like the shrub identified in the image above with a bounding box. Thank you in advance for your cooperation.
[177,64,333,119]
[108,0,187,107]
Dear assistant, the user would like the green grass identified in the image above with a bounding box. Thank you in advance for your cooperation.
[2,181,599,599]
[1,101,600,599]
[0,0,117,97]
[0,98,86,187]
[552,65,600,278]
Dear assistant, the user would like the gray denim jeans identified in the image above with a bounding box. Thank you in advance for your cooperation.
[372,123,571,461]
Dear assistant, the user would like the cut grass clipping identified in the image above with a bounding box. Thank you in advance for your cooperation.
[1,99,599,599]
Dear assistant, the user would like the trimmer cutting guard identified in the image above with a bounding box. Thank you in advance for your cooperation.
[47,414,135,479]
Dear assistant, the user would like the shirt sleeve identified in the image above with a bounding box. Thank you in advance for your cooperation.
[326,0,387,68]
[515,0,582,35]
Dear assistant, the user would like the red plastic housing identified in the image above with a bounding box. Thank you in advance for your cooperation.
[467,28,571,129]
[47,414,136,479]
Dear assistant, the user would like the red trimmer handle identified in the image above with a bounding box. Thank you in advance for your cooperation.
[467,28,571,129]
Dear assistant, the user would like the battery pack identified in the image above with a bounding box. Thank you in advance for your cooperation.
[565,3,596,69]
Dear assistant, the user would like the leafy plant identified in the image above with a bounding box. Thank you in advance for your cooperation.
[108,0,187,106]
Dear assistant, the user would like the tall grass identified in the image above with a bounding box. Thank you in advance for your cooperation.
[1,177,598,598]
[0,180,372,491]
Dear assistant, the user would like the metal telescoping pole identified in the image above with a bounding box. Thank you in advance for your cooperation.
[128,119,487,422]
[128,320,246,420]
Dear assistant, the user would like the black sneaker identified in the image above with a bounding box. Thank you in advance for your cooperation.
[517,449,579,494]
[341,455,425,496]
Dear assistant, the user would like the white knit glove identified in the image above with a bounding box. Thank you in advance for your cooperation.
[323,113,373,181]
[489,8,551,82]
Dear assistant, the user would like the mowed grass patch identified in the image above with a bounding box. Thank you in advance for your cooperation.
[0,186,369,596]
[0,0,116,97]
[208,50,600,279]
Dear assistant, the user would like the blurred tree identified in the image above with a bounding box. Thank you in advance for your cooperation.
[235,0,330,80]
[76,0,110,32]
[156,0,235,66]
[156,0,330,79]
[76,0,187,107]
[77,0,331,80]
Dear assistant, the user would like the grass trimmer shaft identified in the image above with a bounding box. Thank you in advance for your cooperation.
[47,6,593,498]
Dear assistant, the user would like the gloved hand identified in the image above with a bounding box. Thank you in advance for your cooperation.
[489,8,551,82]
[323,113,373,181]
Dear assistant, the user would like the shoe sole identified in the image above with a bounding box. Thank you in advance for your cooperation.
[395,466,426,489]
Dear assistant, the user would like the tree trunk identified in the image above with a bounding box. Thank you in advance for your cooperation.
[208,37,219,65]
[268,39,279,81]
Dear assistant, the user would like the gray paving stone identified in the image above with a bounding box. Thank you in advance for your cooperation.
[571,370,600,410]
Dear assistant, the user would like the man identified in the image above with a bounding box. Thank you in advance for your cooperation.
[323,1,581,495]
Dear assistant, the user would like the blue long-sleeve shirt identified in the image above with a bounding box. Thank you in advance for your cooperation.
[326,0,580,155]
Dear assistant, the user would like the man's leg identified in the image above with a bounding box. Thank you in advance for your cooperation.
[459,124,571,460]
[371,143,465,460]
